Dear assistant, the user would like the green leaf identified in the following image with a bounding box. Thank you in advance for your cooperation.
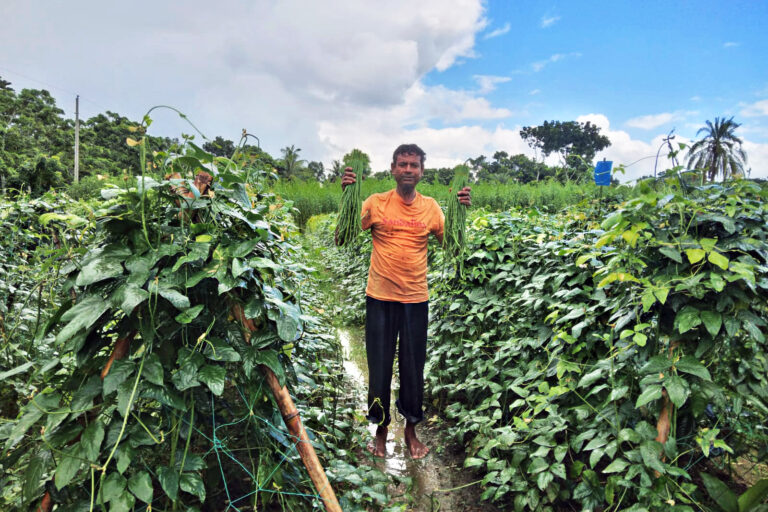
[158,287,191,309]
[701,473,738,512]
[701,310,722,337]
[674,306,701,334]
[686,248,706,264]
[527,457,549,474]
[738,479,768,512]
[70,375,103,411]
[103,360,135,396]
[578,368,603,388]
[80,420,105,461]
[76,246,129,286]
[243,347,285,386]
[180,472,206,501]
[128,471,154,503]
[232,257,249,278]
[537,470,554,490]
[676,356,711,381]
[110,283,149,315]
[653,286,670,304]
[100,472,127,502]
[664,375,689,408]
[157,466,178,500]
[708,250,730,270]
[0,361,35,380]
[110,490,136,512]
[23,450,51,502]
[55,295,109,345]
[464,457,485,468]
[54,445,83,490]
[633,332,648,346]
[203,338,241,362]
[175,304,204,324]
[635,385,663,408]
[659,246,682,263]
[641,355,672,374]
[699,238,717,253]
[639,441,665,474]
[143,353,164,386]
[199,365,227,395]
[276,302,302,342]
[171,360,200,392]
[603,459,629,474]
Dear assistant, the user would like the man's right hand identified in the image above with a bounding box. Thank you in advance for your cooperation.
[341,167,356,190]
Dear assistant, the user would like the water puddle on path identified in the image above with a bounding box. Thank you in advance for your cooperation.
[336,328,499,512]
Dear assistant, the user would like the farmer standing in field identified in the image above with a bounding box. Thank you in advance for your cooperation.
[338,144,471,458]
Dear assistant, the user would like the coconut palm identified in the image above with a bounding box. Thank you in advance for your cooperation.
[279,145,305,180]
[686,117,747,183]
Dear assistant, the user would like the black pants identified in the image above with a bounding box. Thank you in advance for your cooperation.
[365,296,428,427]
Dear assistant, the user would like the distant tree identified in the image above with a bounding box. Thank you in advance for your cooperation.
[307,160,325,181]
[327,159,343,182]
[342,148,372,178]
[520,120,611,167]
[278,145,305,179]
[686,116,747,183]
[203,136,236,157]
[0,82,73,192]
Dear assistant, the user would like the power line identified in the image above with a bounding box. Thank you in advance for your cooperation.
[0,64,111,113]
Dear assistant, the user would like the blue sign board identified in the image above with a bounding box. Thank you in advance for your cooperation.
[594,160,613,186]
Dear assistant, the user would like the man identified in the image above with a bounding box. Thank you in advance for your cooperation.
[338,144,471,458]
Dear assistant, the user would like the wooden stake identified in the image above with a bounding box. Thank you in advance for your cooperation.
[232,302,341,512]
[261,366,342,512]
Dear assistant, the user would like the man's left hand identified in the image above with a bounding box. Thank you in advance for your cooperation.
[457,186,472,206]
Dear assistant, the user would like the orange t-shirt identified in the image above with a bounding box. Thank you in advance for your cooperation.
[361,189,444,303]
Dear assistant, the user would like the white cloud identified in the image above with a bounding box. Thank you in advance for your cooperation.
[531,53,581,72]
[483,22,510,40]
[529,89,541,95]
[540,15,561,28]
[741,99,768,117]
[0,0,492,165]
[690,96,701,102]
[723,41,740,48]
[474,75,511,94]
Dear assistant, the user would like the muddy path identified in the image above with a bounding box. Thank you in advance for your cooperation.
[338,328,501,512]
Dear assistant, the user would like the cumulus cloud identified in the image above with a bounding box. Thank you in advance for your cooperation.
[483,22,510,40]
[540,15,561,28]
[741,99,768,117]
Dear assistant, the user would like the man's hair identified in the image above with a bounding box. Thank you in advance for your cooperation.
[392,144,426,168]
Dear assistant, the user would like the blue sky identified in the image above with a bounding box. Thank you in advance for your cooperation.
[1,0,766,181]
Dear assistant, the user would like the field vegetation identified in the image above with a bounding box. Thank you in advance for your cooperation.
[1,75,766,510]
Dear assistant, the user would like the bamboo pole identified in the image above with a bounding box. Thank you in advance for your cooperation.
[232,303,342,512]
[261,365,343,512]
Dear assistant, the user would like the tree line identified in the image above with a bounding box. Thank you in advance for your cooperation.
[1,76,750,198]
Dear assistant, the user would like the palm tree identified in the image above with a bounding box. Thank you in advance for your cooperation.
[686,117,747,183]
[279,145,305,180]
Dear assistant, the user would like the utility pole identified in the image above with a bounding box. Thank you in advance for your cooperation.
[74,95,80,183]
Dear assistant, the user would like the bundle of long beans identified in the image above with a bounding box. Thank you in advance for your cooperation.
[335,157,364,246]
[443,164,469,276]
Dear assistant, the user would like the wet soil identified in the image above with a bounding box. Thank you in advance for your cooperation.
[338,328,501,512]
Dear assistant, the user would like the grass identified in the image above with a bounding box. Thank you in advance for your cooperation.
[273,177,630,228]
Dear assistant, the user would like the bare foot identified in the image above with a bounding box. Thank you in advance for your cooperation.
[404,421,429,459]
[367,426,387,457]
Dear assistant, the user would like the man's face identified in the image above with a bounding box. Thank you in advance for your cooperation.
[391,153,423,188]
